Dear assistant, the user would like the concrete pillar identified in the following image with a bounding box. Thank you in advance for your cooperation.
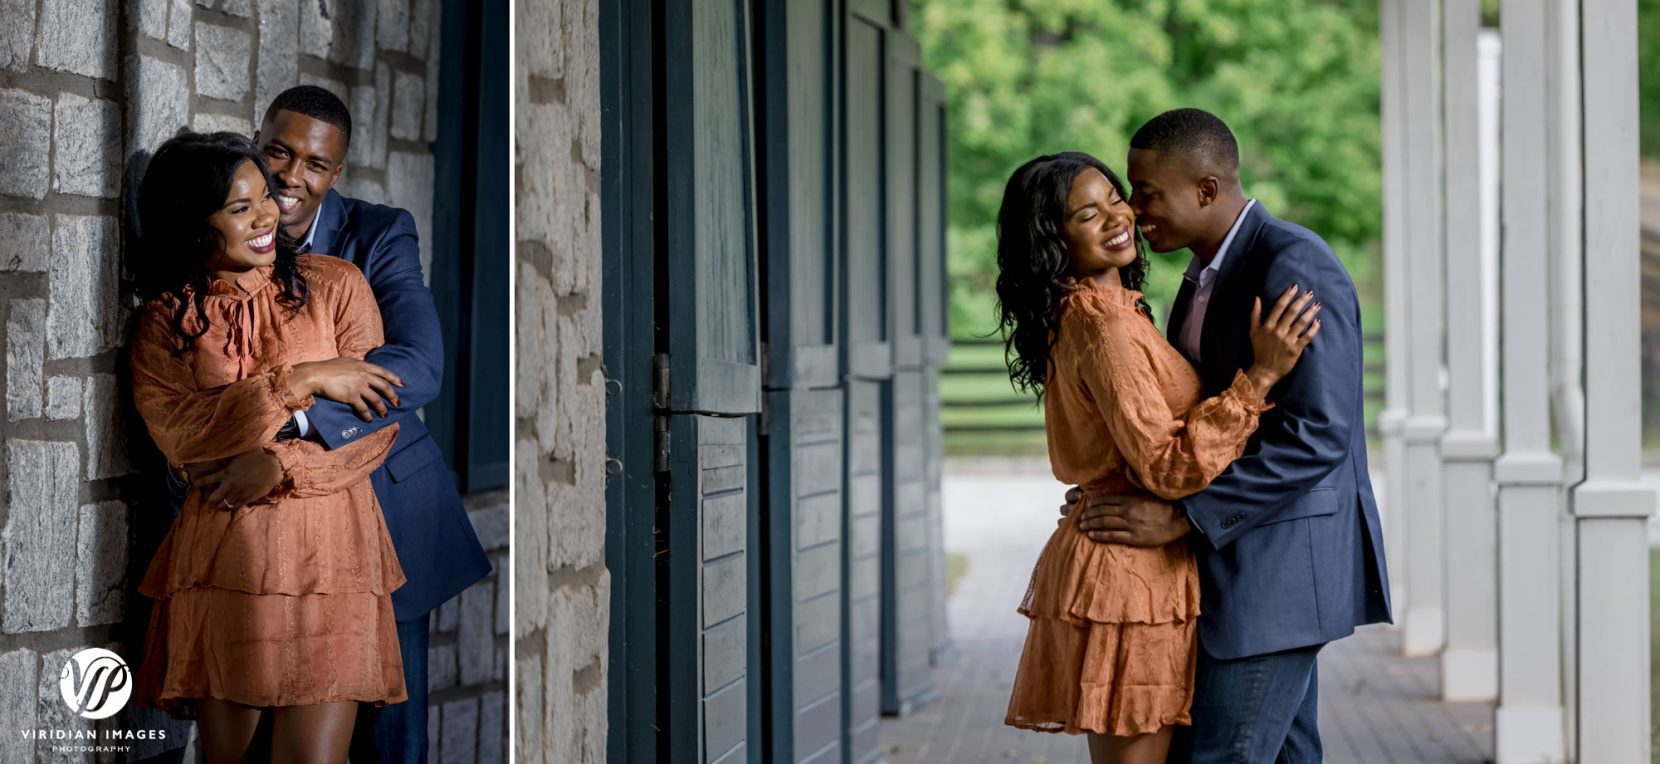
[1570,0,1657,759]
[1377,0,1413,625]
[1493,0,1568,759]
[1437,0,1498,702]
[1400,0,1449,658]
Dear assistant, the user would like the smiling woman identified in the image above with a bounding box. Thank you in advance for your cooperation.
[126,131,415,761]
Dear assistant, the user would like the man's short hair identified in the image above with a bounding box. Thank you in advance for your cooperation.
[1129,108,1239,176]
[263,85,353,147]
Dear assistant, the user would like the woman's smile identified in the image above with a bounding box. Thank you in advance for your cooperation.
[246,228,277,254]
[1105,226,1133,251]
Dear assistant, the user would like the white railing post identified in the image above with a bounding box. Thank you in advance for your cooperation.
[1438,0,1498,702]
[1494,0,1569,760]
[1570,0,1657,759]
[1377,0,1413,623]
[1400,0,1450,658]
[1545,0,1586,750]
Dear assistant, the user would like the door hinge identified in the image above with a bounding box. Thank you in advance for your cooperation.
[653,415,670,473]
[651,352,671,411]
[758,341,770,432]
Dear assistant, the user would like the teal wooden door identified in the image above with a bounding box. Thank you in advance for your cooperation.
[843,1,892,760]
[918,71,953,666]
[880,29,938,716]
[661,0,764,761]
[757,0,847,761]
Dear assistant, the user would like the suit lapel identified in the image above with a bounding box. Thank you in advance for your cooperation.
[309,189,346,256]
[1167,277,1195,348]
[1197,202,1270,374]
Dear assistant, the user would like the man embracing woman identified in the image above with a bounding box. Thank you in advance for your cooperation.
[996,109,1391,764]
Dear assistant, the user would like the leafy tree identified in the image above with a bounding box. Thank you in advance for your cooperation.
[911,0,1384,338]
[1643,0,1660,158]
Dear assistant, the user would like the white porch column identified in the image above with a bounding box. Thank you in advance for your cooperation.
[1571,0,1656,759]
[1494,0,1568,759]
[1438,0,1498,702]
[1377,0,1412,622]
[1544,0,1585,750]
[1399,0,1449,658]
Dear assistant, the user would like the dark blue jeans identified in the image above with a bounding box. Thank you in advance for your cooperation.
[1169,642,1323,763]
[349,613,431,764]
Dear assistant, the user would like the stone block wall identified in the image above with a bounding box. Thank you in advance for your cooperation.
[0,1,503,761]
[514,0,609,761]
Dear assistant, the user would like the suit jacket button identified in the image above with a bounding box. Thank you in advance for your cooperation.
[341,426,361,439]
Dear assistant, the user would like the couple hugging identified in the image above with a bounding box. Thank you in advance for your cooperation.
[997,109,1392,763]
[126,86,490,761]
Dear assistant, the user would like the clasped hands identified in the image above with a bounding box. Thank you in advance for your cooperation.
[179,450,286,511]
[178,356,404,511]
[1059,487,1192,546]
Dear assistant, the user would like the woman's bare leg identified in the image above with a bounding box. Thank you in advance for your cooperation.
[270,701,357,763]
[1086,727,1174,764]
[197,698,265,764]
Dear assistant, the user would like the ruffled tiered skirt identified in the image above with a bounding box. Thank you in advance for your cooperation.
[1005,500,1200,737]
[135,481,407,715]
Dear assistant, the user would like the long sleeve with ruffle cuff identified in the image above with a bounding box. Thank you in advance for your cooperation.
[1071,298,1273,501]
[130,305,315,466]
[266,424,398,499]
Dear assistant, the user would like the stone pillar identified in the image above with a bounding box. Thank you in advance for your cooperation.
[1571,0,1656,759]
[1437,0,1499,702]
[513,0,610,762]
[1399,0,1449,658]
[1493,0,1568,759]
[1376,0,1413,623]
[0,0,147,758]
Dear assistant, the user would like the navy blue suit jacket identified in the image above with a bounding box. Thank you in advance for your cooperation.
[306,189,491,621]
[1168,203,1392,659]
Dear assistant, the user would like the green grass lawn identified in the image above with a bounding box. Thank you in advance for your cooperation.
[1650,549,1660,755]
[946,552,970,597]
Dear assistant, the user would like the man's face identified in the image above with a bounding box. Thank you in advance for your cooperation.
[1127,148,1206,254]
[254,110,347,240]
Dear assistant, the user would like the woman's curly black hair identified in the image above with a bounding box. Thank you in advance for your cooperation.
[994,151,1152,401]
[134,131,309,354]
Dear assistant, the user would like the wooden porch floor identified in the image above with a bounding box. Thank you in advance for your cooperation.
[879,463,1494,764]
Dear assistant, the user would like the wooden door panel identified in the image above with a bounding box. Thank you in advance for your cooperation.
[843,378,885,764]
[887,34,923,368]
[844,15,891,378]
[667,414,756,763]
[665,0,764,415]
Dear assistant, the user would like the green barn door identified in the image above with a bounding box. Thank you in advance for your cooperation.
[661,0,765,761]
[842,1,892,760]
[879,28,938,717]
[756,0,846,762]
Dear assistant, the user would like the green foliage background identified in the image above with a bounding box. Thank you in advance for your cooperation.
[1644,0,1660,158]
[910,0,1385,339]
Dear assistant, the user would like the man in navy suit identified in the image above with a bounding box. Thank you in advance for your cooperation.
[186,85,492,763]
[1069,109,1391,762]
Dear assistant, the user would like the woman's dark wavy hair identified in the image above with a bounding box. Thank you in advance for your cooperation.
[994,151,1152,401]
[134,131,308,354]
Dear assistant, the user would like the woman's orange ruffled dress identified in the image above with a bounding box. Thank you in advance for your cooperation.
[1005,278,1269,737]
[129,254,407,714]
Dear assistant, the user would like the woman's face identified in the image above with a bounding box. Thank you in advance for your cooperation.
[1062,168,1137,277]
[205,159,281,275]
